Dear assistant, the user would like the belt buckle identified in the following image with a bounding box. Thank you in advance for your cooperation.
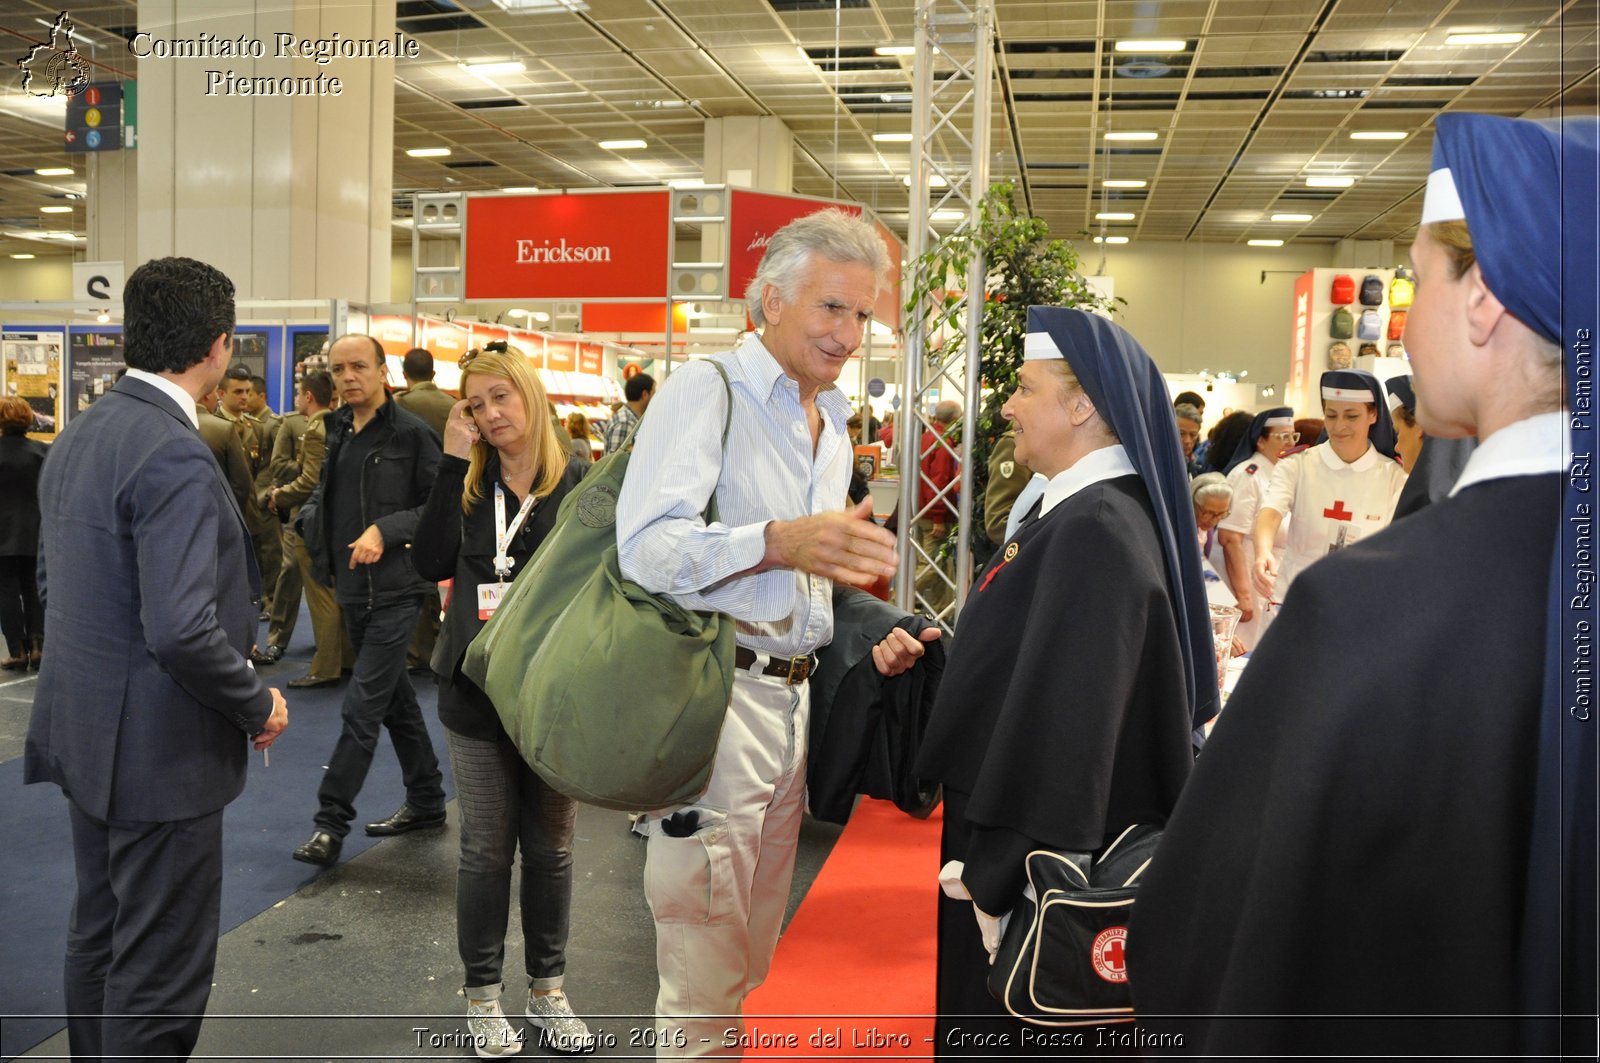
[786,655,811,685]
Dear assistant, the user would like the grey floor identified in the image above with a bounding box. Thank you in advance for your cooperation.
[0,633,844,1062]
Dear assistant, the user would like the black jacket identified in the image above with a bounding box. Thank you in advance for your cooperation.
[299,396,440,606]
[0,435,48,557]
[412,451,585,739]
[806,587,945,826]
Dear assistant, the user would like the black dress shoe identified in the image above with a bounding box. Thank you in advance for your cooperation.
[292,831,342,866]
[249,646,283,666]
[364,804,447,836]
[286,673,338,688]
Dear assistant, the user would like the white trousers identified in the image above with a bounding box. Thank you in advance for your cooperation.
[642,668,811,1058]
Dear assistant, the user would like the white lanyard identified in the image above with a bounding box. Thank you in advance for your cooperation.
[493,482,538,579]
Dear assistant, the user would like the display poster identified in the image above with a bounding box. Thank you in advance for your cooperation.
[423,319,471,364]
[292,329,329,369]
[1,330,65,438]
[231,331,268,381]
[1288,271,1315,416]
[67,330,126,423]
[371,314,417,358]
[545,339,576,372]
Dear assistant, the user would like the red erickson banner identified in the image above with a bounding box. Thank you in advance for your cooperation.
[465,191,672,301]
[727,191,901,330]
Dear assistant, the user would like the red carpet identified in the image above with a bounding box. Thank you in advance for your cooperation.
[743,799,942,1059]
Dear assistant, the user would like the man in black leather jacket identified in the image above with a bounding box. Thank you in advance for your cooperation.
[292,334,446,867]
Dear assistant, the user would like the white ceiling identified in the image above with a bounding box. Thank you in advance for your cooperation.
[1,0,1596,261]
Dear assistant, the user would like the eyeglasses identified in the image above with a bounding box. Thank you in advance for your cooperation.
[1267,431,1301,443]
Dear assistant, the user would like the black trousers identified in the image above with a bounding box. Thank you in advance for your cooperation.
[65,797,225,1063]
[0,554,42,654]
[313,596,445,837]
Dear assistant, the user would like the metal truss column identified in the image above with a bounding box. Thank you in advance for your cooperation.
[895,0,994,632]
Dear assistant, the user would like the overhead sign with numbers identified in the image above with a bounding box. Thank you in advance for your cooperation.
[65,82,122,153]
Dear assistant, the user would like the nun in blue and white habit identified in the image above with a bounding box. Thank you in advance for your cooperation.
[915,306,1212,1050]
[1131,113,1598,1057]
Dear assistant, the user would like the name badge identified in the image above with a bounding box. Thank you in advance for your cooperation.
[477,581,509,620]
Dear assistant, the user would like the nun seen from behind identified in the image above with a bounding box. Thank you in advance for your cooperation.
[914,306,1212,1051]
[1129,112,1598,1057]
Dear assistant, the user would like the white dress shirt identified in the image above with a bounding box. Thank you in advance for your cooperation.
[616,334,853,657]
[123,368,201,429]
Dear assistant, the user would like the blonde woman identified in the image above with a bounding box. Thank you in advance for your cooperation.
[412,348,593,1056]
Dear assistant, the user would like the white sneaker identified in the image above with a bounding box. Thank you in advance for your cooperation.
[467,997,524,1058]
[526,989,596,1054]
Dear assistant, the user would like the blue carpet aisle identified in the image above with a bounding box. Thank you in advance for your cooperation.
[0,612,455,1060]
[1,601,844,1061]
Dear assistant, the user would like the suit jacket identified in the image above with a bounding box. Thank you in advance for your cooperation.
[395,380,454,441]
[26,376,273,822]
[257,411,310,508]
[0,435,48,557]
[271,409,329,521]
[198,406,258,523]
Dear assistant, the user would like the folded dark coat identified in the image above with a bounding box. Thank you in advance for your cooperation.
[806,586,944,826]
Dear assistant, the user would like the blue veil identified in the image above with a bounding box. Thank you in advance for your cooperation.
[1026,306,1218,728]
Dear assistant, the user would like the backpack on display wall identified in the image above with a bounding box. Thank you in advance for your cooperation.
[1388,310,1407,340]
[1331,274,1356,304]
[1331,306,1355,339]
[1357,308,1383,341]
[1359,274,1385,306]
[1389,266,1414,308]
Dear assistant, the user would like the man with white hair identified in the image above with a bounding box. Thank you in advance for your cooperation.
[617,209,941,1056]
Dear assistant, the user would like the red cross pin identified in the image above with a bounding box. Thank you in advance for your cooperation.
[1323,499,1354,521]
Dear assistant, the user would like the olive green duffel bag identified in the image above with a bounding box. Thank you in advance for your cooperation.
[461,364,735,811]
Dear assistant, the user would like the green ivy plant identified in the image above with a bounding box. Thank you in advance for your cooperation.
[904,180,1122,564]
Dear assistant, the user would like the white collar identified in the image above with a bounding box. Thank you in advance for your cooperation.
[1317,440,1378,472]
[123,368,200,429]
[1247,451,1278,472]
[1449,411,1567,496]
[1040,444,1137,516]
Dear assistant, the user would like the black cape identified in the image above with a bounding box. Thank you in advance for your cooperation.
[1128,472,1565,1055]
[915,475,1195,1049]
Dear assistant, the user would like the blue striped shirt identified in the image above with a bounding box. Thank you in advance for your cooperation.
[616,334,853,657]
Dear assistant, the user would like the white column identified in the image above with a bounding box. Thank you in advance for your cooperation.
[703,116,793,191]
[135,0,396,302]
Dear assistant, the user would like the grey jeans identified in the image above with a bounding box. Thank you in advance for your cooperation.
[445,727,578,995]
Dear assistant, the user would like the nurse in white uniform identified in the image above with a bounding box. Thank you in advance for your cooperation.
[1214,406,1295,649]
[1252,370,1407,610]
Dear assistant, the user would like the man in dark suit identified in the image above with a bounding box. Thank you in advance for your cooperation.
[25,256,289,1061]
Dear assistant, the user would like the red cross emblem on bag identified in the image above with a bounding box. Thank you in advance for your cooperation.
[1091,926,1130,984]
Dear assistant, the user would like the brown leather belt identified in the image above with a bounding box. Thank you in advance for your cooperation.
[734,646,816,685]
